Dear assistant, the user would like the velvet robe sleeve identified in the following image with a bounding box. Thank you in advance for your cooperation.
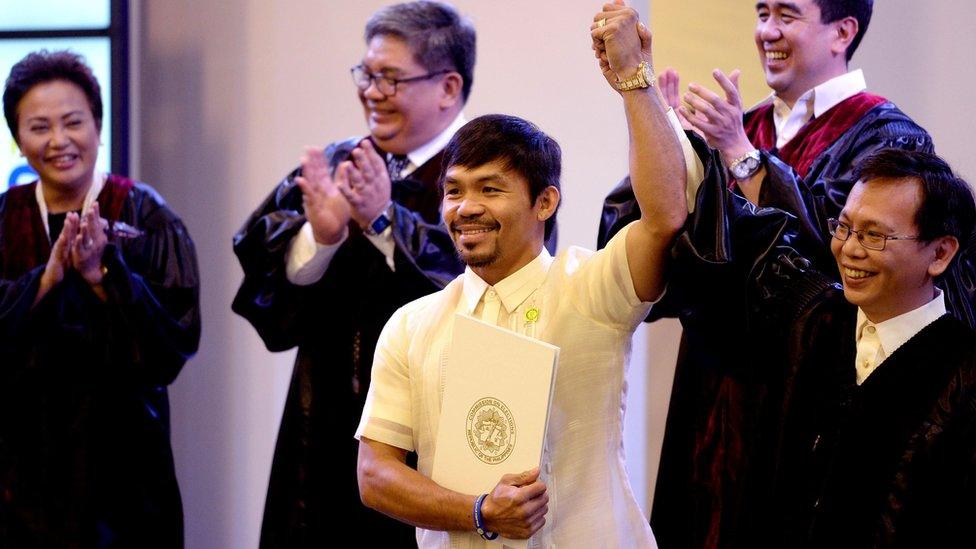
[599,131,819,328]
[231,137,463,352]
[101,184,201,387]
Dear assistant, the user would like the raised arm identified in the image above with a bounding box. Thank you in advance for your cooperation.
[592,3,688,302]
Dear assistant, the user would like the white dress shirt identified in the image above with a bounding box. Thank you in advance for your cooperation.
[854,289,946,385]
[356,222,658,548]
[763,69,867,149]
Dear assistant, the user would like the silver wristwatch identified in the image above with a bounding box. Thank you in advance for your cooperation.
[728,149,761,180]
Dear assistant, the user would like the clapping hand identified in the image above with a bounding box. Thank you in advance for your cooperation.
[295,146,352,245]
[72,202,109,286]
[680,69,755,163]
[658,68,699,133]
[36,211,79,304]
[336,139,393,229]
[35,202,111,304]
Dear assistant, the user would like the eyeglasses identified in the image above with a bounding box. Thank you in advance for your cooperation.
[827,218,920,251]
[350,65,450,96]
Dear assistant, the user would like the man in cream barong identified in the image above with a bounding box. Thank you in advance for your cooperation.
[355,5,691,547]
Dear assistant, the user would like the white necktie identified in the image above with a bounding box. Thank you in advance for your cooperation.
[481,287,501,326]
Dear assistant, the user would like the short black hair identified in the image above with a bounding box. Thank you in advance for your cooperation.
[3,49,102,143]
[813,0,873,61]
[857,149,975,256]
[441,114,561,239]
[365,1,477,102]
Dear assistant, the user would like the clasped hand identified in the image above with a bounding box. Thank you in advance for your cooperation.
[590,1,652,92]
[43,202,109,291]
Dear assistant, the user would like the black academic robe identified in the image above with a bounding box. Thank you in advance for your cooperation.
[766,293,976,549]
[232,137,463,548]
[0,176,200,549]
[597,97,971,549]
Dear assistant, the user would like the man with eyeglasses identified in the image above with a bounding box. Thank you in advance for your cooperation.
[752,148,976,546]
[232,2,476,547]
[674,147,976,546]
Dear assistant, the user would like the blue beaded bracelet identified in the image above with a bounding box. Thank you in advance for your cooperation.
[473,493,499,540]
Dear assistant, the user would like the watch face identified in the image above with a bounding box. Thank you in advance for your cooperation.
[732,156,760,179]
[367,212,392,235]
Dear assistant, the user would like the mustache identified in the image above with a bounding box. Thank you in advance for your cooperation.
[450,218,499,231]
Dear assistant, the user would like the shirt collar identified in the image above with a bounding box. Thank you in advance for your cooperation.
[856,288,946,358]
[460,248,553,315]
[772,87,814,124]
[810,69,867,118]
[769,69,867,119]
[400,112,467,177]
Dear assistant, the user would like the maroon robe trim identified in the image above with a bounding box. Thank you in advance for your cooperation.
[1,175,134,278]
[744,91,888,178]
[100,174,136,222]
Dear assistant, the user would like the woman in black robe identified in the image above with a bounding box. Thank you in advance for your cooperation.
[0,50,199,548]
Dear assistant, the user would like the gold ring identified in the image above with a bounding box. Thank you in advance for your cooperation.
[597,18,607,28]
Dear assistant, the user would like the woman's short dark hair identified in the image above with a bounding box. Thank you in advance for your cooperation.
[441,114,561,239]
[3,50,103,142]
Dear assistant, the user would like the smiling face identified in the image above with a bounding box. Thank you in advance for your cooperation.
[16,79,101,197]
[358,34,455,155]
[441,159,558,285]
[754,0,851,105]
[831,178,952,323]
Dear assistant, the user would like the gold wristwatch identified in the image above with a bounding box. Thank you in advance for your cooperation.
[615,61,653,91]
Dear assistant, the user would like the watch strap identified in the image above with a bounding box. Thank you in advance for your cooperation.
[616,61,654,92]
[364,202,394,236]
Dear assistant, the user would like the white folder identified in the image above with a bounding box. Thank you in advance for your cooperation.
[431,313,559,548]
